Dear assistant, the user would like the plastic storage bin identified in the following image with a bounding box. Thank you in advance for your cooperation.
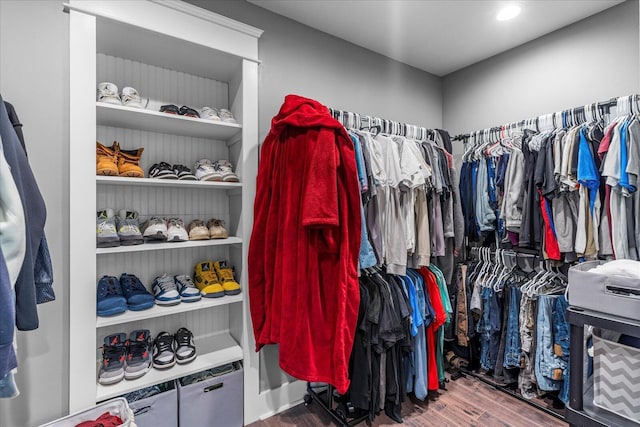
[568,260,640,320]
[39,397,134,427]
[593,331,640,424]
[126,382,178,427]
[178,366,243,427]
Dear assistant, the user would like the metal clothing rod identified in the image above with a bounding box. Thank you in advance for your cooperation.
[451,94,639,142]
[328,107,436,140]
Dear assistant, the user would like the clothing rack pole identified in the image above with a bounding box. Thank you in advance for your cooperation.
[450,95,636,142]
[328,106,434,139]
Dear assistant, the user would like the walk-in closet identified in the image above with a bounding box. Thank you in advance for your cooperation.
[1,1,639,426]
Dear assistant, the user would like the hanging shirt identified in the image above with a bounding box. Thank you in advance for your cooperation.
[248,95,361,394]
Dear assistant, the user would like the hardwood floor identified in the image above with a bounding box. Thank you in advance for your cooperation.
[248,374,568,427]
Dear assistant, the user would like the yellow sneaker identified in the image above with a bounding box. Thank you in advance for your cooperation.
[96,141,119,176]
[213,261,240,295]
[193,261,224,298]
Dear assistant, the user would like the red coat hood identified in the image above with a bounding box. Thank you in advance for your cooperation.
[269,94,342,137]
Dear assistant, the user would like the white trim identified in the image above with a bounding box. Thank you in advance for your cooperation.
[148,0,263,38]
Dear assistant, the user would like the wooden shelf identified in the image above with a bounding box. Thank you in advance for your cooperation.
[96,294,243,328]
[96,332,243,401]
[96,102,242,140]
[96,175,242,189]
[96,237,242,255]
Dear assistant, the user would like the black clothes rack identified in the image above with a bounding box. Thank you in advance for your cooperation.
[450,96,630,142]
[304,384,369,427]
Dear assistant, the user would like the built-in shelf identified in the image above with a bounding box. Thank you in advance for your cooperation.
[96,294,243,328]
[96,237,242,255]
[96,332,243,401]
[96,175,242,189]
[96,102,242,140]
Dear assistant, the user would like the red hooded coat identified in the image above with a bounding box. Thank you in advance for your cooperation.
[248,95,362,394]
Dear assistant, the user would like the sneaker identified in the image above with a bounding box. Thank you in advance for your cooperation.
[207,219,228,239]
[213,160,239,182]
[96,141,119,176]
[193,159,222,181]
[152,274,181,306]
[175,274,201,303]
[125,330,152,380]
[99,333,127,384]
[174,327,197,364]
[214,261,241,296]
[116,209,144,246]
[167,218,188,242]
[173,164,197,181]
[198,107,221,121]
[97,209,120,248]
[113,141,144,178]
[97,82,122,105]
[121,86,144,109]
[187,219,209,240]
[119,273,155,311]
[193,261,224,298]
[179,105,200,118]
[96,275,127,316]
[152,332,176,369]
[149,162,178,179]
[141,217,168,241]
[218,108,237,123]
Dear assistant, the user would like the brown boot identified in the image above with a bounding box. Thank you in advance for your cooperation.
[96,141,119,176]
[113,141,144,178]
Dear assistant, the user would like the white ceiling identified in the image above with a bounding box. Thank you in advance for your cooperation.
[248,0,624,76]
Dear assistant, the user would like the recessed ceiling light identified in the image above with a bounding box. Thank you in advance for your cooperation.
[496,4,521,21]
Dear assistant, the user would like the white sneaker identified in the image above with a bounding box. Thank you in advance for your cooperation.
[198,107,221,121]
[141,217,168,241]
[152,274,181,306]
[121,87,144,109]
[175,275,201,302]
[167,218,188,242]
[193,159,222,181]
[97,82,121,105]
[214,160,239,182]
[218,109,237,123]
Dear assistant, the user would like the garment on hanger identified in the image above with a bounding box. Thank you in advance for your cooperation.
[248,94,362,395]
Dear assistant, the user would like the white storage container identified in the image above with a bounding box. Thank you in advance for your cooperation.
[39,398,134,427]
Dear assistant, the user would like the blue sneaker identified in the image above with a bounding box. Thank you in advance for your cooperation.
[96,275,127,316]
[98,333,127,385]
[120,273,155,311]
[174,275,201,303]
[152,274,181,306]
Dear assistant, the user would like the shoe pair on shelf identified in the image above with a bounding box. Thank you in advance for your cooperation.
[152,328,197,370]
[97,208,144,248]
[97,82,145,109]
[98,330,152,385]
[198,107,237,123]
[97,141,144,178]
[149,162,197,180]
[96,274,155,317]
[186,219,228,240]
[141,217,189,242]
[193,260,240,298]
[152,274,201,305]
[193,159,239,182]
[159,104,199,118]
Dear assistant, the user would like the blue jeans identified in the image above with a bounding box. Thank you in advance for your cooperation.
[553,295,570,404]
[534,295,565,391]
[0,371,18,398]
[503,285,521,369]
[478,286,502,371]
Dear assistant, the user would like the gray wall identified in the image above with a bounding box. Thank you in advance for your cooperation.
[187,0,443,145]
[443,0,640,156]
[186,0,444,392]
[0,1,70,426]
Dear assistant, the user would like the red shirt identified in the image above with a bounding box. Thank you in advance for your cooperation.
[248,95,362,394]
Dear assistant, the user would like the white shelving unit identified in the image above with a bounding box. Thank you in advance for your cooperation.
[96,237,242,255]
[68,1,267,423]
